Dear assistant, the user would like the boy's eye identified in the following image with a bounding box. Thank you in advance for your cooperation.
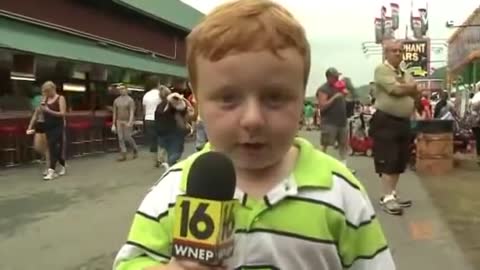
[221,94,238,104]
[263,93,290,107]
[214,92,239,109]
[267,94,284,102]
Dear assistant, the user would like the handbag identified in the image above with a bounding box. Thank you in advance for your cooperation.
[174,112,191,136]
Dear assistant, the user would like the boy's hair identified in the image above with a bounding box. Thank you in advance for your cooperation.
[186,0,310,90]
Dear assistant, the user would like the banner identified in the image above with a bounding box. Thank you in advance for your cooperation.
[380,5,387,37]
[418,8,428,36]
[410,0,415,31]
[390,3,400,30]
[402,39,429,77]
[412,17,423,39]
[381,6,387,20]
[383,17,395,40]
[374,18,383,44]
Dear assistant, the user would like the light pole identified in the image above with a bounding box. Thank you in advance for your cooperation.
[446,21,480,28]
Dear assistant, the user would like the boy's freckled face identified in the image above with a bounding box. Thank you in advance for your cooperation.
[195,49,305,170]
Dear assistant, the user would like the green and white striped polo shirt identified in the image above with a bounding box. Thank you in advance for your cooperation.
[114,137,395,270]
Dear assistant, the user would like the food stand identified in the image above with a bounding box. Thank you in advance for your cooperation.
[0,1,200,168]
[0,59,187,167]
[415,78,444,93]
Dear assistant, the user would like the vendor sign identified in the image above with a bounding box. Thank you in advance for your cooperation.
[402,39,430,77]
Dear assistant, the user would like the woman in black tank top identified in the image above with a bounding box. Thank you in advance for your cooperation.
[40,81,67,181]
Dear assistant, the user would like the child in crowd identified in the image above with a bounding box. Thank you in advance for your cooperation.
[113,1,394,269]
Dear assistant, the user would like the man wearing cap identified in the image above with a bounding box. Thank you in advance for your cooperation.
[316,67,354,173]
[371,39,424,215]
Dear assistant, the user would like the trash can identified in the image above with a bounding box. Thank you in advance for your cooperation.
[415,120,454,175]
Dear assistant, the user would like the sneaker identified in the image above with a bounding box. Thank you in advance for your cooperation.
[117,153,127,162]
[161,162,169,171]
[43,168,49,176]
[379,195,403,215]
[342,161,356,175]
[57,165,66,176]
[43,169,58,181]
[392,192,412,208]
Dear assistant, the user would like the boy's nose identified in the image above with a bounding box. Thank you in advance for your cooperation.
[239,99,266,131]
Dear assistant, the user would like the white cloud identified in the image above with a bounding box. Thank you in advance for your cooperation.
[181,0,479,96]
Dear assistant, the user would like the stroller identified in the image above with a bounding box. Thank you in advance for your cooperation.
[348,112,374,157]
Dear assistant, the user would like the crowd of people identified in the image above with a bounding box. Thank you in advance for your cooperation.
[114,76,206,170]
[294,40,480,217]
[24,76,209,181]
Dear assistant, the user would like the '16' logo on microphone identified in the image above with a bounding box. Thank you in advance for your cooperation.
[173,196,236,264]
[179,200,215,240]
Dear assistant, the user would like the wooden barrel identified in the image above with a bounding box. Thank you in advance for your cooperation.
[416,132,454,175]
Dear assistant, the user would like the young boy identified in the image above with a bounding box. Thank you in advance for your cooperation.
[113,1,395,269]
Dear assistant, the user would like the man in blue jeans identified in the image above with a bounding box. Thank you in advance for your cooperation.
[155,92,192,169]
[142,76,162,167]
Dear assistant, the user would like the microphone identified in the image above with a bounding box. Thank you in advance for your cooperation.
[172,152,237,266]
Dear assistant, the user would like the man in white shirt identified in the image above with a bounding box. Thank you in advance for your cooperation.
[142,76,161,167]
[471,87,480,164]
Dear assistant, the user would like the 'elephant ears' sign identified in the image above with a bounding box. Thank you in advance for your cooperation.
[402,39,430,77]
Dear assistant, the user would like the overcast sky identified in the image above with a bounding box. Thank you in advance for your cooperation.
[181,0,479,96]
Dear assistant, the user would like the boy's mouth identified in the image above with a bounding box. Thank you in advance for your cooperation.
[240,142,266,151]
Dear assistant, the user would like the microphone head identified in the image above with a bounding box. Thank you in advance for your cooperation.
[186,152,236,201]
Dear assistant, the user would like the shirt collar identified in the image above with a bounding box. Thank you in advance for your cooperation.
[384,60,397,71]
[179,137,334,205]
[248,138,335,206]
[384,60,406,74]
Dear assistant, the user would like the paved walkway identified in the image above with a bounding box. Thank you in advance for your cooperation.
[349,150,475,270]
[0,131,475,270]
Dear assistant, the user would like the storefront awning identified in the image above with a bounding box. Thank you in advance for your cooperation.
[113,0,203,32]
[0,17,187,78]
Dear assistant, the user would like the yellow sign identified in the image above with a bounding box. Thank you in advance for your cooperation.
[402,40,430,77]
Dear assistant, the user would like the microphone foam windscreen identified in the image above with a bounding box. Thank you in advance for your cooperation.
[186,152,236,201]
